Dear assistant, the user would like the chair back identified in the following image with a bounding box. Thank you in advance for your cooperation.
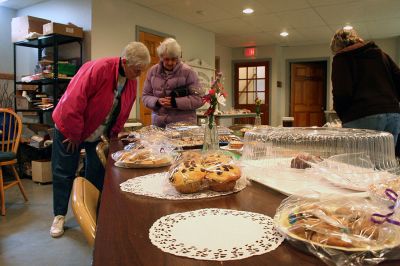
[72,177,100,247]
[0,108,22,153]
[96,140,109,168]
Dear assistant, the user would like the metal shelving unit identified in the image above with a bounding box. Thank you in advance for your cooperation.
[13,34,82,123]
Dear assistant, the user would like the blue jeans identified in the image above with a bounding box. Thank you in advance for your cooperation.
[343,113,400,145]
[52,128,105,216]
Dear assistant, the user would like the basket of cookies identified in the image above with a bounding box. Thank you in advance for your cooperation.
[274,193,400,265]
[167,151,245,194]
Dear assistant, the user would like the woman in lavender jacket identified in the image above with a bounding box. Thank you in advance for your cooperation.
[142,38,203,127]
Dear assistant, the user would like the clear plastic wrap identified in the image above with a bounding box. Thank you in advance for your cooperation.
[112,135,177,168]
[167,150,246,194]
[274,192,400,265]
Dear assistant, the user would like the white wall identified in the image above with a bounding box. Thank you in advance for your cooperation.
[227,37,400,126]
[0,6,16,73]
[215,44,232,126]
[92,0,215,119]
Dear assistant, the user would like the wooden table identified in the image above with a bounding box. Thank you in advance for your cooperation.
[93,140,399,266]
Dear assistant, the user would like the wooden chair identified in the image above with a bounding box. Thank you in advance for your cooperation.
[96,137,109,168]
[0,108,28,215]
[71,176,100,246]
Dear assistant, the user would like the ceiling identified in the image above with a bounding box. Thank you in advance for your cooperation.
[2,0,400,47]
[0,0,46,10]
[132,0,400,47]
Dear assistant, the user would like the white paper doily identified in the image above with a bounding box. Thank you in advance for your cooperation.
[149,208,284,261]
[120,172,247,200]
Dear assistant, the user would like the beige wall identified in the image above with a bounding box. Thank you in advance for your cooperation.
[92,0,215,119]
[226,37,400,126]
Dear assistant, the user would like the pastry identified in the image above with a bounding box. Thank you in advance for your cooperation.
[205,164,241,192]
[169,159,207,193]
[290,152,323,169]
[202,153,233,167]
[229,140,244,149]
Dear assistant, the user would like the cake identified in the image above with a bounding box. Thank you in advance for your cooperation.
[168,151,241,193]
[290,152,323,169]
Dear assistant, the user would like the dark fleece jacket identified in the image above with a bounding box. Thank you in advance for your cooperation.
[331,41,400,123]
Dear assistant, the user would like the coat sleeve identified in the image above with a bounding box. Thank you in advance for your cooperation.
[331,56,353,120]
[57,63,104,142]
[142,68,160,110]
[174,69,204,111]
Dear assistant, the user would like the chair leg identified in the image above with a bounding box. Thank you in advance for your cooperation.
[10,165,28,202]
[0,167,5,216]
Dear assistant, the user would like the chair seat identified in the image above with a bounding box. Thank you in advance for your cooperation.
[0,152,16,162]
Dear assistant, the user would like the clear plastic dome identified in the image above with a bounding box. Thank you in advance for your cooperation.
[241,127,399,193]
[242,127,397,170]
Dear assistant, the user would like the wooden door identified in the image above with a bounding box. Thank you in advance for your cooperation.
[290,62,326,127]
[234,62,269,125]
[138,31,165,126]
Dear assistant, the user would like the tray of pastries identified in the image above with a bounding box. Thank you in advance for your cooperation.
[113,149,173,168]
[275,197,400,253]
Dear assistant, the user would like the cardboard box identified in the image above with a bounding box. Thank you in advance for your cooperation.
[32,160,52,183]
[43,22,83,38]
[16,84,39,91]
[11,16,51,43]
[16,96,29,109]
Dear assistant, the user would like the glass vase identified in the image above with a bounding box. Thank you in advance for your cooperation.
[202,116,219,151]
[254,114,262,126]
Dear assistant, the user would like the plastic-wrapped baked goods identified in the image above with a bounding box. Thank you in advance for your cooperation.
[274,193,400,265]
[112,148,173,168]
[112,135,177,168]
[168,151,242,193]
[290,152,323,169]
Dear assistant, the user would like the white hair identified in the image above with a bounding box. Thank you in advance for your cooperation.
[156,38,181,58]
[121,42,151,68]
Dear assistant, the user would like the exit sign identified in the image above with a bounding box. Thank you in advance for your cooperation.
[244,47,256,57]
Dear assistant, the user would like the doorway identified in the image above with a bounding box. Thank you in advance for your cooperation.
[290,61,327,127]
[137,28,171,126]
[233,61,269,125]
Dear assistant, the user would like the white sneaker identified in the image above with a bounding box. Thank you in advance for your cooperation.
[50,215,65,238]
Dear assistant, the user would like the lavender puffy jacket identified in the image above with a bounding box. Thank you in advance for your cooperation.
[142,61,204,127]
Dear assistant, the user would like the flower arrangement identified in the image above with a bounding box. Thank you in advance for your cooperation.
[255,97,262,116]
[202,72,226,129]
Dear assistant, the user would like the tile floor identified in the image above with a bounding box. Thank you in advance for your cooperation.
[0,179,92,266]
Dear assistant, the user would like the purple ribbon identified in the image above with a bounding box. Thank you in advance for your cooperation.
[371,189,400,226]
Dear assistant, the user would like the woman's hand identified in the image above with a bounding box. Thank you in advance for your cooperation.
[158,97,172,108]
[62,138,80,153]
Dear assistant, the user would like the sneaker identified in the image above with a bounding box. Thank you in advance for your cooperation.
[50,215,65,238]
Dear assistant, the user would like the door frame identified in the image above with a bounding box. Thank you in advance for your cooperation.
[286,58,330,119]
[232,58,272,124]
[135,26,174,119]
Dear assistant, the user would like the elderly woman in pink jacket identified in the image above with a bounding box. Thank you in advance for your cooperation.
[49,42,150,238]
[142,38,203,127]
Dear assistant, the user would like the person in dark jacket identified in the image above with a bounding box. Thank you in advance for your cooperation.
[142,38,203,127]
[330,28,400,145]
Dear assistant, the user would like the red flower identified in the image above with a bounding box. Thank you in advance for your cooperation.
[209,89,215,95]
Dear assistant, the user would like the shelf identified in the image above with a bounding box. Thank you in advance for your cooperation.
[14,34,82,48]
[16,78,71,85]
[16,108,54,112]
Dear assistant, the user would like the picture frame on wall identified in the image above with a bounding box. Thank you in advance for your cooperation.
[186,58,215,94]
